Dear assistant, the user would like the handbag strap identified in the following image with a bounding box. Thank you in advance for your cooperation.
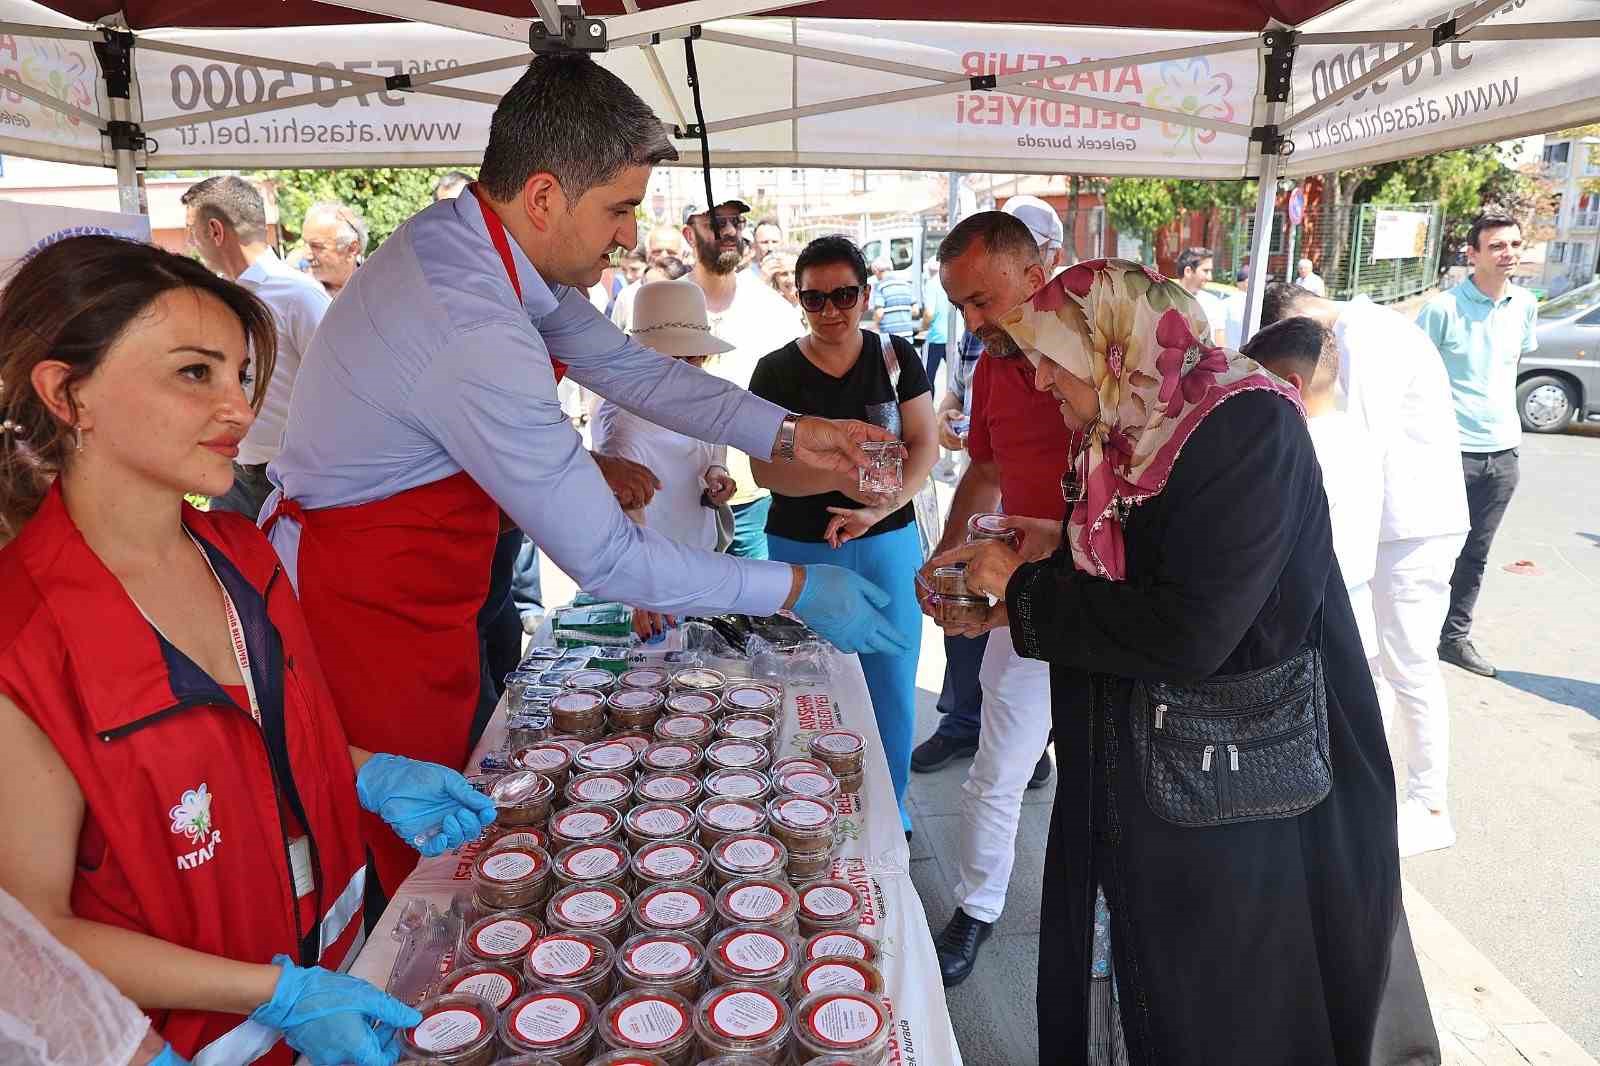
[880,332,903,391]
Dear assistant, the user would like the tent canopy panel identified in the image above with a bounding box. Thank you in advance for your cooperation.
[33,0,1341,33]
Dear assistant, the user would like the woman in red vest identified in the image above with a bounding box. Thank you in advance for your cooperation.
[0,236,495,1066]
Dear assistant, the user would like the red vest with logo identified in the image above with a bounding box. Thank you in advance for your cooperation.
[0,485,369,1066]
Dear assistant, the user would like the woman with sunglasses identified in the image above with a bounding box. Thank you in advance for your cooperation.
[748,236,939,833]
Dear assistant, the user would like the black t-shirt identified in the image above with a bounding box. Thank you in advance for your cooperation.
[749,331,931,543]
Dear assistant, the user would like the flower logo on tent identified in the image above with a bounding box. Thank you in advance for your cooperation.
[1145,59,1236,156]
[169,783,214,845]
[17,41,95,130]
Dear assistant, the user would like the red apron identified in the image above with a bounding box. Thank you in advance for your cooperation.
[266,185,564,894]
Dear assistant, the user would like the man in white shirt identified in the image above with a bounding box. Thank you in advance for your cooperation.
[682,195,805,559]
[1177,246,1228,346]
[300,200,367,299]
[182,176,331,520]
[1261,282,1469,857]
[1244,317,1382,663]
[1295,258,1328,296]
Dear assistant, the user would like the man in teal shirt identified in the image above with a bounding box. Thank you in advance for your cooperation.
[921,258,952,388]
[1416,213,1538,680]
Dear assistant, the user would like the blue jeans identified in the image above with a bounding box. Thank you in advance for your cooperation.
[729,496,772,560]
[924,341,947,390]
[511,535,543,621]
[934,633,986,743]
[768,523,923,831]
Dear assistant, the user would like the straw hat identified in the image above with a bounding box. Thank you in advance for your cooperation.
[629,280,736,359]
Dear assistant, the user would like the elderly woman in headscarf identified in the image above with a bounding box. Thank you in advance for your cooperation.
[921,260,1415,1065]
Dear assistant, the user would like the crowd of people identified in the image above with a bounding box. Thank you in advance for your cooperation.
[0,43,1546,1066]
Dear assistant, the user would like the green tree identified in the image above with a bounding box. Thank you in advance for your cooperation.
[262,166,476,250]
[1102,178,1178,263]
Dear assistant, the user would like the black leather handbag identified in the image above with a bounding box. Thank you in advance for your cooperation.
[1127,617,1332,827]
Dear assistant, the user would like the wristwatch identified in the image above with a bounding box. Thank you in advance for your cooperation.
[778,413,801,463]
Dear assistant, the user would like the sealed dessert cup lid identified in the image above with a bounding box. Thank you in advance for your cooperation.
[636,884,711,928]
[642,742,700,770]
[768,796,834,830]
[810,731,864,756]
[655,712,714,738]
[804,931,876,962]
[671,667,726,691]
[528,933,605,979]
[611,688,665,710]
[798,882,859,920]
[620,667,671,689]
[710,927,792,976]
[703,769,769,799]
[513,745,572,774]
[637,772,699,802]
[565,669,616,690]
[441,965,521,1010]
[547,736,590,757]
[550,690,607,713]
[570,772,632,803]
[487,828,548,854]
[774,770,837,798]
[555,841,628,881]
[664,692,719,715]
[699,986,786,1042]
[604,990,693,1047]
[576,740,638,771]
[626,802,693,838]
[707,740,767,767]
[795,991,887,1049]
[505,990,595,1048]
[474,847,547,884]
[551,884,628,926]
[468,915,540,960]
[407,993,497,1055]
[969,511,1014,535]
[553,804,621,840]
[713,834,783,872]
[720,714,775,739]
[722,684,779,710]
[493,770,555,806]
[633,841,706,880]
[796,957,878,995]
[697,797,764,831]
[590,1053,671,1066]
[720,879,795,923]
[620,931,703,980]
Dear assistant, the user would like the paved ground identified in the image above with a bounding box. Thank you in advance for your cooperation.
[900,422,1600,1064]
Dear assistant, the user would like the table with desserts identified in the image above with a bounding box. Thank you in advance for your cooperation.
[344,621,965,1066]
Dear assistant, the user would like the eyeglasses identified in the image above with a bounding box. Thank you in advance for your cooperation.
[798,286,862,313]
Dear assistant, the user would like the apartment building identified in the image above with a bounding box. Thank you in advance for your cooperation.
[1538,136,1600,296]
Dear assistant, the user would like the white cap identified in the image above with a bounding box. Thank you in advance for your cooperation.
[1003,195,1064,248]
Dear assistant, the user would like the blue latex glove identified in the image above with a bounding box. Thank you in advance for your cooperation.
[148,1044,190,1066]
[355,753,497,857]
[791,564,914,657]
[250,956,420,1066]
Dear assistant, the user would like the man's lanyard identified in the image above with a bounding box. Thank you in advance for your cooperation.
[186,531,262,725]
[469,182,568,383]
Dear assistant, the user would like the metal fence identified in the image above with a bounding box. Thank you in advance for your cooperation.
[1212,201,1444,304]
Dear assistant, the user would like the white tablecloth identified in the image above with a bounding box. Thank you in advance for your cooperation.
[345,642,963,1066]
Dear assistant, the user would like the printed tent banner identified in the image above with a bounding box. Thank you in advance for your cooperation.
[0,198,150,274]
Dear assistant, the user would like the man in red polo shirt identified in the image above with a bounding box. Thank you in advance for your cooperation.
[927,205,1071,985]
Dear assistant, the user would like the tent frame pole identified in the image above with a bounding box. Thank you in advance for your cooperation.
[311,0,801,45]
[92,28,145,216]
[0,20,100,41]
[0,72,103,127]
[1240,28,1296,343]
[1296,20,1600,44]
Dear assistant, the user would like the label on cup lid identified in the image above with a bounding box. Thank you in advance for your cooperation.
[801,885,856,918]
[472,918,535,957]
[511,993,586,1045]
[567,670,614,688]
[712,741,765,766]
[803,993,884,1046]
[557,810,614,838]
[807,932,870,960]
[704,801,762,830]
[493,830,546,852]
[612,689,660,709]
[727,884,785,920]
[640,775,695,801]
[614,997,689,1045]
[621,668,668,688]
[972,512,1010,534]
[530,935,596,978]
[777,798,830,827]
[561,844,624,879]
[575,776,629,802]
[709,772,765,798]
[666,693,718,714]
[725,686,777,709]
[803,961,870,993]
[582,743,635,769]
[646,745,697,768]
[551,691,605,713]
[719,930,788,972]
[412,1006,485,1051]
[633,806,690,835]
[639,844,699,878]
[779,772,834,797]
[658,714,709,738]
[517,746,570,771]
[628,937,695,977]
[813,731,864,755]
[559,888,623,924]
[479,849,540,882]
[615,734,651,755]
[642,888,705,926]
[718,837,778,869]
[674,669,723,690]
[723,717,771,738]
[707,988,783,1040]
[446,969,517,1008]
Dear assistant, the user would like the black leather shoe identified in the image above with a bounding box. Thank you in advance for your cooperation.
[1439,639,1496,677]
[936,907,994,987]
[911,733,978,773]
[1027,750,1053,790]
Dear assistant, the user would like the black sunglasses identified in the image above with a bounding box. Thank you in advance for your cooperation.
[798,285,863,313]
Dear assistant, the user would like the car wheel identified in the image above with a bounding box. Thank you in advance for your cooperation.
[1516,375,1576,433]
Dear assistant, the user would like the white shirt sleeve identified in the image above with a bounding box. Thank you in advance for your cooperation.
[413,318,792,615]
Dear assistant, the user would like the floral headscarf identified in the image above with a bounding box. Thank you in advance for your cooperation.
[997,258,1301,581]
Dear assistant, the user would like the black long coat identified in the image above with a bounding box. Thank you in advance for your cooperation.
[1004,390,1411,1065]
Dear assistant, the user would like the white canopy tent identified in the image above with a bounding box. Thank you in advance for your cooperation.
[1,0,1597,332]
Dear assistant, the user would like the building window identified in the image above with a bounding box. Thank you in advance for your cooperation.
[1543,142,1571,165]
[1550,241,1567,263]
[1576,193,1600,228]
[1570,242,1590,272]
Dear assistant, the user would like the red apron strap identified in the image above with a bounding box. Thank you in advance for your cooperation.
[470,182,568,383]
